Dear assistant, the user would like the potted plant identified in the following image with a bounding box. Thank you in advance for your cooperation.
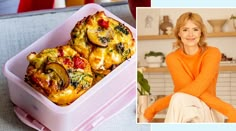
[144,51,165,67]
[137,68,151,122]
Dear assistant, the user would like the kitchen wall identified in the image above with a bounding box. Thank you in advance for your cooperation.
[138,8,236,67]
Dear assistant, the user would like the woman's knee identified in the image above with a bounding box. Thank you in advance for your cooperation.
[170,93,196,106]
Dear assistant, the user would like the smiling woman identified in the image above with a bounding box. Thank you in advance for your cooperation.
[173,12,207,53]
[144,12,236,123]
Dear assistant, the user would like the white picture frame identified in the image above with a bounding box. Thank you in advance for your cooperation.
[137,7,160,36]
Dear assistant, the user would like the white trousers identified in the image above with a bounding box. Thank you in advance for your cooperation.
[165,93,225,123]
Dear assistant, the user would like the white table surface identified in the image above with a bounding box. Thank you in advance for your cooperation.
[0,2,150,131]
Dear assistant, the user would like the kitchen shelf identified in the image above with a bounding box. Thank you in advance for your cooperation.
[143,65,236,73]
[144,67,168,73]
[138,32,236,40]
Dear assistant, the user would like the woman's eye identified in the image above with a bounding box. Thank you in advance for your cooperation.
[194,28,199,31]
[182,29,187,31]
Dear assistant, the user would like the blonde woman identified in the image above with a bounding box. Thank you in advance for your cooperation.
[144,12,236,123]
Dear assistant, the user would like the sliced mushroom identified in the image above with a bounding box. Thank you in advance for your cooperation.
[45,62,70,90]
[86,29,110,47]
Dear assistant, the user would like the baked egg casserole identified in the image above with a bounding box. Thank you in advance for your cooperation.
[25,11,135,106]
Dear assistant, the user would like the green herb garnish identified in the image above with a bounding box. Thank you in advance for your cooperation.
[115,24,129,35]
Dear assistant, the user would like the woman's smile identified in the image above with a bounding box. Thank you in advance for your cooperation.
[178,20,201,47]
[178,20,201,54]
[186,37,195,40]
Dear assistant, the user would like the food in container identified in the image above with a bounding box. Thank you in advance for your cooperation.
[25,45,94,105]
[3,4,136,131]
[24,11,135,106]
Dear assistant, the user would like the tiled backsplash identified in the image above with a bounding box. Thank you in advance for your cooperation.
[144,71,236,116]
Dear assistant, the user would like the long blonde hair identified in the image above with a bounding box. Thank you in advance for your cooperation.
[173,12,207,50]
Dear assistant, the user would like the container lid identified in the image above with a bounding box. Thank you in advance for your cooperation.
[14,106,50,131]
[14,81,136,131]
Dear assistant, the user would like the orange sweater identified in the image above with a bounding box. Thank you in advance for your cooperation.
[144,46,236,122]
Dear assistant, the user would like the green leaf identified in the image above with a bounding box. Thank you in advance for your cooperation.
[137,71,151,95]
[137,88,142,95]
[144,51,165,59]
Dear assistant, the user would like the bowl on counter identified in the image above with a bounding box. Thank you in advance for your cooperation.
[207,19,227,32]
[146,56,163,67]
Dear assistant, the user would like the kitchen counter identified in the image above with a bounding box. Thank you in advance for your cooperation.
[0,2,149,131]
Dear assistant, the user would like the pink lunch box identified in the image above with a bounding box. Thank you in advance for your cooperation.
[2,3,136,131]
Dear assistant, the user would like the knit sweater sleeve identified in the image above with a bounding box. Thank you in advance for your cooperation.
[166,47,221,97]
[144,94,172,121]
[166,52,193,92]
[179,48,221,97]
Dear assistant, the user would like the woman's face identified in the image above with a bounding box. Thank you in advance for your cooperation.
[178,20,201,48]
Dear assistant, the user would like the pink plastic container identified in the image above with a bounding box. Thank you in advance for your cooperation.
[3,3,136,131]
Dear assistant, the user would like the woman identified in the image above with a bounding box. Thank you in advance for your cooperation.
[144,12,236,123]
